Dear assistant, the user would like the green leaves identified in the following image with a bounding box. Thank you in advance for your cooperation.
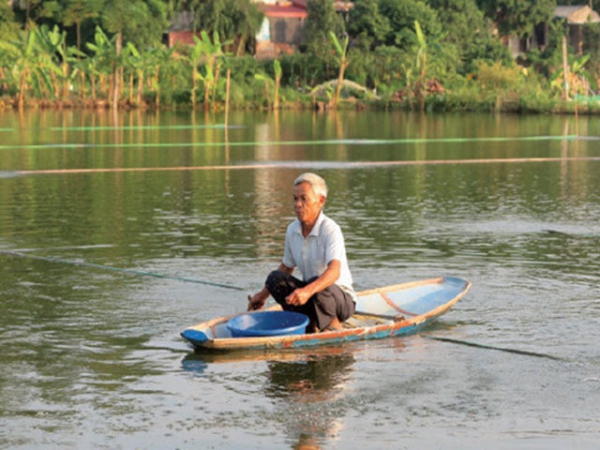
[328,31,349,58]
[183,0,263,54]
[305,0,345,61]
[478,0,555,38]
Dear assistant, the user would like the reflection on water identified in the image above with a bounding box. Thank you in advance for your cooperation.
[182,347,356,449]
[266,350,355,449]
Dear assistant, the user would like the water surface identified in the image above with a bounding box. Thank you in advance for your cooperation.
[1,110,599,449]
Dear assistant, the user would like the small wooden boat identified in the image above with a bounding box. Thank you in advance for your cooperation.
[181,276,471,351]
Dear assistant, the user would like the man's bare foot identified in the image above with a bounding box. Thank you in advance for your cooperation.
[322,317,343,332]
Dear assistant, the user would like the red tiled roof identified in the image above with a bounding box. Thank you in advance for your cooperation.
[259,4,307,18]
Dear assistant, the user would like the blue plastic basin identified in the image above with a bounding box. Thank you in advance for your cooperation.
[226,311,309,338]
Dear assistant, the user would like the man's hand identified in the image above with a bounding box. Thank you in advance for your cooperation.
[285,286,312,307]
[247,290,268,311]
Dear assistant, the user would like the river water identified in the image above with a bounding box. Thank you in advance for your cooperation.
[0,109,599,449]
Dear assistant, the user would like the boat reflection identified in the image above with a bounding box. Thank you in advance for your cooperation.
[181,346,357,449]
[265,347,355,450]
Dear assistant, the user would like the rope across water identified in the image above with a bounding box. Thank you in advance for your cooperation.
[0,249,244,291]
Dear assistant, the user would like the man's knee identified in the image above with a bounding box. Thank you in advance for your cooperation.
[314,286,354,321]
[266,270,288,291]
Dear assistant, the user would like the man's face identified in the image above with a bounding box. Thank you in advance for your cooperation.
[293,182,325,225]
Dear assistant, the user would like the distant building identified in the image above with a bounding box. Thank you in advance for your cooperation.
[504,4,600,58]
[164,11,196,48]
[555,5,600,54]
[165,0,354,59]
[255,1,307,59]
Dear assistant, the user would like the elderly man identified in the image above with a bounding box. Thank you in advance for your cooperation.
[248,173,356,332]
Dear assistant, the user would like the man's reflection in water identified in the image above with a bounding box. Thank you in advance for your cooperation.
[265,348,356,450]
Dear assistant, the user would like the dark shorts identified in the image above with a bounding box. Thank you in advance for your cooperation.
[265,270,355,331]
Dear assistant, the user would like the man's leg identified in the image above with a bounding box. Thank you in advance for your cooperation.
[265,270,316,330]
[312,285,355,331]
[265,271,355,332]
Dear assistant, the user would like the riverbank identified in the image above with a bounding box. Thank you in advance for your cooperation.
[3,90,600,116]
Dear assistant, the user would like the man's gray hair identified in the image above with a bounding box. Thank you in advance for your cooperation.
[294,172,328,198]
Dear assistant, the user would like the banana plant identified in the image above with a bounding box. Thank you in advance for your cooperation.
[125,42,149,105]
[189,34,208,107]
[37,25,79,100]
[3,28,56,108]
[189,31,232,109]
[146,45,176,108]
[254,71,272,108]
[273,59,282,110]
[414,20,447,106]
[86,26,117,101]
[550,53,598,98]
[254,59,282,110]
[328,31,349,107]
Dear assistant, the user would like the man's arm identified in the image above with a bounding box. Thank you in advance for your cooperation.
[247,263,294,310]
[285,260,341,307]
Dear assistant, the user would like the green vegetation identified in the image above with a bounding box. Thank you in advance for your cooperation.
[1,0,600,113]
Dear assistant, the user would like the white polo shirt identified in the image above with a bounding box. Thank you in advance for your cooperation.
[282,211,356,300]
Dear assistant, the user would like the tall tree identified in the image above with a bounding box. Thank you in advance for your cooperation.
[225,0,264,56]
[347,0,391,49]
[101,0,169,50]
[427,0,511,73]
[100,0,169,106]
[304,0,345,61]
[378,0,441,49]
[60,0,103,54]
[0,2,21,42]
[175,0,263,55]
[476,0,556,38]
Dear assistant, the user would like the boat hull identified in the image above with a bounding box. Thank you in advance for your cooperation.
[181,276,471,351]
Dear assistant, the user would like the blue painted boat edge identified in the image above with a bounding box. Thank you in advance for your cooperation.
[181,329,210,346]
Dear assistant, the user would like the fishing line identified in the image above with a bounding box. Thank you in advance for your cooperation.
[425,336,564,361]
[543,229,599,238]
[0,249,244,291]
[16,156,600,176]
[0,134,585,150]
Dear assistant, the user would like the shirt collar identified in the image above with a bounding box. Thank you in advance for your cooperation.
[308,210,325,237]
[293,210,325,237]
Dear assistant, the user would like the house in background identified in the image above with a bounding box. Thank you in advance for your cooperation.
[255,0,307,59]
[164,0,353,59]
[555,4,600,54]
[163,3,307,57]
[504,4,600,58]
[255,0,353,58]
[164,11,196,48]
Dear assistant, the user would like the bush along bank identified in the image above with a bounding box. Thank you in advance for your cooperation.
[1,25,598,115]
